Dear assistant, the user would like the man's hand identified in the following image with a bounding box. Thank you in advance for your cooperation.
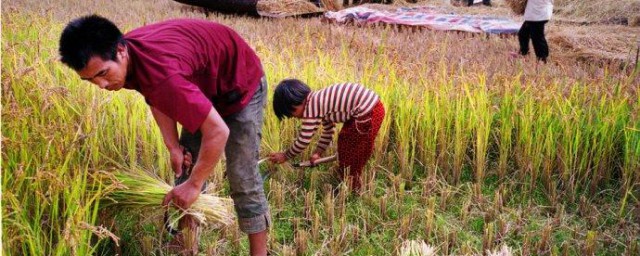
[269,152,288,164]
[162,179,201,210]
[309,153,321,166]
[169,146,192,178]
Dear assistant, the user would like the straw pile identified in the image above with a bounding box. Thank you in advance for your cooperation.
[257,0,324,17]
[487,245,514,256]
[630,15,640,27]
[505,0,527,15]
[548,25,639,64]
[95,171,235,229]
[399,240,437,256]
[554,0,640,26]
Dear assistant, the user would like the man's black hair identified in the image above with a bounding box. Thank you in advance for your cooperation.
[273,79,311,120]
[59,14,125,71]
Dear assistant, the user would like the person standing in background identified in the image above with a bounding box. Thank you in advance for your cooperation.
[512,0,554,63]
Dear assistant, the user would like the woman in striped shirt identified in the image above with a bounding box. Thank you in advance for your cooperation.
[268,79,385,192]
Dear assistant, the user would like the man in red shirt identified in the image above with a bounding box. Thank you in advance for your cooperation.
[59,15,270,255]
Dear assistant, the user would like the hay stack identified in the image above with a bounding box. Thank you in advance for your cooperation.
[487,245,514,256]
[257,0,323,17]
[399,240,437,256]
[505,0,527,15]
[547,25,636,64]
[629,15,640,27]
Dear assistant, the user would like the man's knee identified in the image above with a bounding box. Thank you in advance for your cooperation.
[238,211,271,234]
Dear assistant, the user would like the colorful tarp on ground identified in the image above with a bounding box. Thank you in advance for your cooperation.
[324,6,522,34]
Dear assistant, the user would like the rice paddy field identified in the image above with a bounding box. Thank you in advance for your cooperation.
[2,0,640,255]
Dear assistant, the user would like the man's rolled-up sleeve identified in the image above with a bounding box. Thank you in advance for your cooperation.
[148,75,213,133]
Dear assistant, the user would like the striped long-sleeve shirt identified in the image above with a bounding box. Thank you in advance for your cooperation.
[285,83,380,159]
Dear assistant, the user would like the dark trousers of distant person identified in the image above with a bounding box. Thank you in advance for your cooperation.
[467,0,491,6]
[342,0,393,6]
[518,20,550,63]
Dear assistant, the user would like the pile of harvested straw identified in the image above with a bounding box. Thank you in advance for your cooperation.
[630,15,640,27]
[505,0,527,15]
[486,245,514,256]
[399,240,437,256]
[96,171,235,229]
[555,0,640,26]
[548,25,639,64]
[257,0,324,17]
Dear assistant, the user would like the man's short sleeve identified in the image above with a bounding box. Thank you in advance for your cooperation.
[148,75,212,133]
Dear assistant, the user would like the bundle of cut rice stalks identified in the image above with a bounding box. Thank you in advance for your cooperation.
[257,0,324,17]
[505,0,527,15]
[95,171,235,229]
[486,244,514,256]
[399,240,437,256]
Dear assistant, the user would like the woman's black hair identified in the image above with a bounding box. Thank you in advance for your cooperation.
[273,79,311,120]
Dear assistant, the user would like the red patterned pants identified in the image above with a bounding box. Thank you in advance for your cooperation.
[337,101,385,191]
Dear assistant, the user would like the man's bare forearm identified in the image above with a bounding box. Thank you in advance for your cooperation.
[151,107,180,152]
[187,108,229,189]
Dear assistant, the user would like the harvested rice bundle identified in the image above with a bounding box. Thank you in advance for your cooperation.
[257,0,323,17]
[630,15,640,27]
[399,240,437,256]
[505,0,527,15]
[487,244,514,256]
[97,171,235,229]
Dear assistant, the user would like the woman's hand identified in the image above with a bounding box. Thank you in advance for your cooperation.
[269,152,288,164]
[309,153,321,166]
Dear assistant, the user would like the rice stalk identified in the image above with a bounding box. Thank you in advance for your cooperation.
[418,89,439,178]
[452,85,472,184]
[393,86,419,181]
[465,78,494,183]
[496,81,518,179]
[95,171,235,228]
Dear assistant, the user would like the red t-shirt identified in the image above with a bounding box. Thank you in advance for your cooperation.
[123,19,264,133]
